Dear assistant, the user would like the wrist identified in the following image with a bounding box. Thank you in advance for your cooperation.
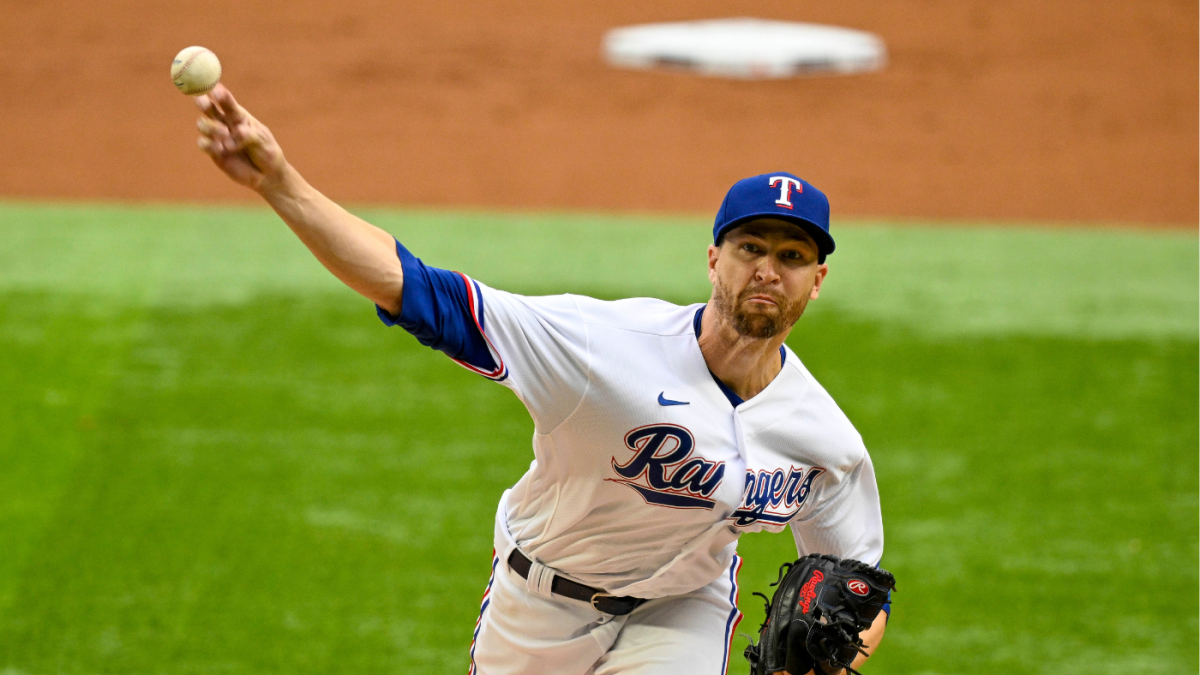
[256,163,305,203]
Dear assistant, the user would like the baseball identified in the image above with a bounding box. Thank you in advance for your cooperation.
[171,46,222,96]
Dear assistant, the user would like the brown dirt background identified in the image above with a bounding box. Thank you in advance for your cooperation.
[0,0,1195,224]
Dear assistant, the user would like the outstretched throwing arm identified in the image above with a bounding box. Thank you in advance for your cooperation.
[194,85,403,314]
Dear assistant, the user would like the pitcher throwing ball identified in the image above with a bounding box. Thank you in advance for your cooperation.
[191,84,892,675]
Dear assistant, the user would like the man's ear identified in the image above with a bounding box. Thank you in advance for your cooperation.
[809,263,829,300]
[707,244,720,284]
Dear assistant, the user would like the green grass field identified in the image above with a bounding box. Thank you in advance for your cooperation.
[1,203,1196,674]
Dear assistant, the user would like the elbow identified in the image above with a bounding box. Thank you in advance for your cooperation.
[370,259,404,317]
[376,296,402,318]
[375,281,403,317]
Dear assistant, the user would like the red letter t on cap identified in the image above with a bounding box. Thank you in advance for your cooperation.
[769,176,802,209]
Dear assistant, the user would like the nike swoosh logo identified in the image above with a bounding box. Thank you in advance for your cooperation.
[657,392,690,406]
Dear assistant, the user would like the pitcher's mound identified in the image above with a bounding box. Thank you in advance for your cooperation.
[603,18,885,79]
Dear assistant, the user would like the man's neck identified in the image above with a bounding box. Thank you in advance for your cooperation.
[697,300,790,402]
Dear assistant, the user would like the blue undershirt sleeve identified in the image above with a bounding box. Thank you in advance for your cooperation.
[375,239,498,373]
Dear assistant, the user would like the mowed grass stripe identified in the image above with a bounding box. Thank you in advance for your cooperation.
[0,295,151,616]
[0,201,1195,338]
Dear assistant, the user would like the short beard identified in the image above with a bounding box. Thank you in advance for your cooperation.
[712,280,807,339]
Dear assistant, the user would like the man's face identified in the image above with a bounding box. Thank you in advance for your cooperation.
[707,218,828,339]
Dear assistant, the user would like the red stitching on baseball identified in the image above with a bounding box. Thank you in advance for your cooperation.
[174,49,220,93]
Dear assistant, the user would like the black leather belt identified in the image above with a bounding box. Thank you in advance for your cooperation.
[507,549,645,616]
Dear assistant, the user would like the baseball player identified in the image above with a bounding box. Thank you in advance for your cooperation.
[191,84,889,675]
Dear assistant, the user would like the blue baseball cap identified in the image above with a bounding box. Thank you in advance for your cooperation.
[713,172,834,262]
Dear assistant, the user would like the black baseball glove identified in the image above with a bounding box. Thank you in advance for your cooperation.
[744,554,896,675]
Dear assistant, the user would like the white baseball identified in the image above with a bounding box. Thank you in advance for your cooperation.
[171,46,222,96]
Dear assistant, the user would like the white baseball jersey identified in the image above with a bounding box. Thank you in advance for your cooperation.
[379,241,884,601]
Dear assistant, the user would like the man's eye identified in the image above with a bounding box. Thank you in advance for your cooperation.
[742,244,759,252]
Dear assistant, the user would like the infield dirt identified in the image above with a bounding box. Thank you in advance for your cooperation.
[0,0,1195,224]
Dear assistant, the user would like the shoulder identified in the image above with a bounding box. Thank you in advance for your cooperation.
[782,346,846,412]
[475,282,585,322]
[574,296,700,336]
[780,346,868,464]
[473,285,698,341]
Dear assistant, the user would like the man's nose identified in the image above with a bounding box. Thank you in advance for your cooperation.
[755,257,781,283]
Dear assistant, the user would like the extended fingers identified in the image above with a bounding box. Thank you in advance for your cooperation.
[196,116,234,151]
[197,128,233,156]
[196,116,224,138]
[194,85,252,130]
[197,117,267,159]
[194,93,223,122]
[227,118,270,152]
[197,135,219,155]
[210,84,251,125]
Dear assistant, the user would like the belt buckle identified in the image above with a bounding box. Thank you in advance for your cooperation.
[590,592,616,613]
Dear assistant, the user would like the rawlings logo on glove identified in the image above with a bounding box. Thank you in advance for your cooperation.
[744,554,896,675]
[846,579,870,596]
[797,570,823,613]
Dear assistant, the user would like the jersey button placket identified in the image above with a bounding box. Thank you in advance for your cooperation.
[731,409,749,462]
[724,409,751,515]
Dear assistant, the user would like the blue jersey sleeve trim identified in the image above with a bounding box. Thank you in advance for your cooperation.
[376,303,402,326]
[376,239,506,381]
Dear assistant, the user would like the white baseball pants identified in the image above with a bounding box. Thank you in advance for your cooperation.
[467,515,744,675]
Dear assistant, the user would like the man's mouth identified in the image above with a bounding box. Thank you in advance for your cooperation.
[743,293,780,308]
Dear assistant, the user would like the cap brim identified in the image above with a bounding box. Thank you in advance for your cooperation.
[715,212,835,257]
